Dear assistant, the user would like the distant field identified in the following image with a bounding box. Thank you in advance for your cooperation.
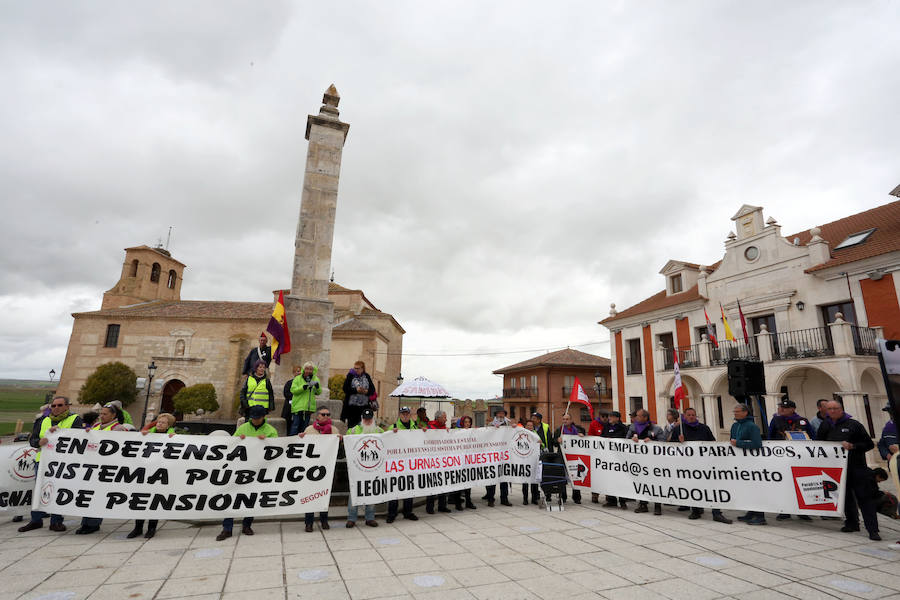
[0,380,57,436]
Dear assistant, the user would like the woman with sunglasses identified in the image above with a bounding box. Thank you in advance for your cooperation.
[298,408,337,532]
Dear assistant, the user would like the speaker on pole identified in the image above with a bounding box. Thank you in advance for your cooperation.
[728,360,766,397]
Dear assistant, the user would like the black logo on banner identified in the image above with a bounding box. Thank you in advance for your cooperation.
[8,446,37,482]
[513,432,535,458]
[352,437,384,471]
[40,482,54,506]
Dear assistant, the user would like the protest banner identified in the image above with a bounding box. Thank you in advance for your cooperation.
[561,436,848,515]
[346,427,540,504]
[32,429,339,519]
[0,443,38,516]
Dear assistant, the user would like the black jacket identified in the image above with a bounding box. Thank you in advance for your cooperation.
[281,379,293,420]
[601,421,629,439]
[242,345,272,375]
[668,421,715,442]
[816,415,874,469]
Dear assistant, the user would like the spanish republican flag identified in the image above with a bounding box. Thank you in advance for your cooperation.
[267,290,291,365]
[720,303,737,342]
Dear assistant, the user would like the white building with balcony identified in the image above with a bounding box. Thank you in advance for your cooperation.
[600,200,900,442]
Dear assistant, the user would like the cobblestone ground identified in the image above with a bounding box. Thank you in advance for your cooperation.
[2,487,899,600]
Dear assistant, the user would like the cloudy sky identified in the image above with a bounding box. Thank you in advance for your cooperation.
[2,1,899,398]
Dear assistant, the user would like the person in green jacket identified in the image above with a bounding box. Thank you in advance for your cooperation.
[730,403,765,525]
[289,362,320,435]
[216,405,278,541]
[346,408,383,528]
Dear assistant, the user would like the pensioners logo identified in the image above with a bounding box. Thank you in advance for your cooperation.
[7,446,37,482]
[352,436,384,471]
[512,431,535,458]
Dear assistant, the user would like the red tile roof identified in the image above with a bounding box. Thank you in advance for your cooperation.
[493,348,610,374]
[600,285,704,325]
[795,200,900,272]
[75,300,270,320]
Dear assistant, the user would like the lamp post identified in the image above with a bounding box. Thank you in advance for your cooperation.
[49,369,56,382]
[141,361,157,428]
[594,371,607,414]
[396,373,403,417]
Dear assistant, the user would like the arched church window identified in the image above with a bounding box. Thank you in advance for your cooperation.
[150,263,161,283]
[130,259,139,277]
[167,270,177,289]
[175,339,185,356]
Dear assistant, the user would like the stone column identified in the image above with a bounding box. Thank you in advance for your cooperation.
[283,85,350,419]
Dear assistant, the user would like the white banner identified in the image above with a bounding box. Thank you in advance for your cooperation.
[562,436,848,515]
[1,443,38,516]
[32,430,339,519]
[346,427,541,504]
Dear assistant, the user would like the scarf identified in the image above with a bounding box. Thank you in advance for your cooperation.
[633,421,650,436]
[683,419,701,429]
[562,424,578,435]
[313,418,333,434]
[884,421,896,436]
[49,411,71,424]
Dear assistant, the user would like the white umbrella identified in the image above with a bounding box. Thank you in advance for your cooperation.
[390,376,451,398]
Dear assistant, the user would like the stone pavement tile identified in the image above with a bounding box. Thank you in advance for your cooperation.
[27,541,95,558]
[286,581,350,600]
[283,539,330,555]
[431,553,486,570]
[59,552,131,570]
[467,547,524,564]
[340,559,392,580]
[714,547,773,565]
[106,561,175,583]
[178,545,236,562]
[126,548,185,566]
[606,544,672,563]
[225,569,285,592]
[18,584,99,600]
[644,557,711,577]
[691,571,761,595]
[719,565,792,588]
[334,548,388,566]
[171,557,233,578]
[415,541,465,556]
[819,547,889,567]
[732,590,799,599]
[344,574,405,599]
[37,567,115,590]
[568,569,632,590]
[679,553,740,570]
[532,555,594,574]
[744,540,821,557]
[467,581,539,600]
[397,571,462,595]
[644,540,705,557]
[413,590,473,600]
[329,536,376,551]
[0,570,50,596]
[846,566,900,591]
[378,545,425,561]
[82,539,145,554]
[234,541,285,558]
[448,565,510,586]
[1,556,72,575]
[283,552,336,569]
[615,565,670,585]
[806,576,896,599]
[644,579,721,600]
[387,556,440,575]
[597,585,661,600]
[86,580,163,600]
[769,582,832,600]
[580,551,634,569]
[286,564,342,585]
[518,573,592,599]
[155,573,226,599]
[493,560,552,579]
[753,558,828,580]
[223,588,287,600]
[407,532,451,546]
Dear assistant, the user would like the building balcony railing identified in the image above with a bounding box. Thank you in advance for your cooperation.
[711,338,760,365]
[662,344,701,370]
[772,327,834,361]
[561,386,601,399]
[851,325,879,356]
[502,387,538,398]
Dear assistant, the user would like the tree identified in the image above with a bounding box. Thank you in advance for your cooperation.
[173,384,219,415]
[79,362,138,407]
[329,374,344,401]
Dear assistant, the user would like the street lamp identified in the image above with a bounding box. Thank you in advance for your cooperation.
[49,369,56,382]
[141,361,157,428]
[594,371,607,397]
[396,373,404,386]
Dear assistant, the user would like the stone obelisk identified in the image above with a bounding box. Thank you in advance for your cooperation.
[283,85,350,417]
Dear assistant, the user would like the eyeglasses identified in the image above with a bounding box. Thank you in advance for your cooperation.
[319,412,330,417]
[51,404,66,408]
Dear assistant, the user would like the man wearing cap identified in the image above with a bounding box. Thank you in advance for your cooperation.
[243,332,272,377]
[18,396,83,533]
[769,398,815,522]
[601,410,629,509]
[387,407,419,523]
[216,405,278,541]
[347,408,383,527]
[877,403,897,461]
[484,408,512,507]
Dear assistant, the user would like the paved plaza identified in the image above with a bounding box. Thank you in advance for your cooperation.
[2,488,900,600]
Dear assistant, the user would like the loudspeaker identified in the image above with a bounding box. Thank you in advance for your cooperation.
[728,360,765,397]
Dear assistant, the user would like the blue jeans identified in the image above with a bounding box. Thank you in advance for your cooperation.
[347,500,375,523]
[290,412,311,436]
[222,517,254,532]
[30,511,63,527]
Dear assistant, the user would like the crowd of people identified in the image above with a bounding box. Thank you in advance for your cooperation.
[11,341,898,545]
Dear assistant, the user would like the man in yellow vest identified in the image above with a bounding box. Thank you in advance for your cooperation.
[18,396,82,533]
[240,360,274,417]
